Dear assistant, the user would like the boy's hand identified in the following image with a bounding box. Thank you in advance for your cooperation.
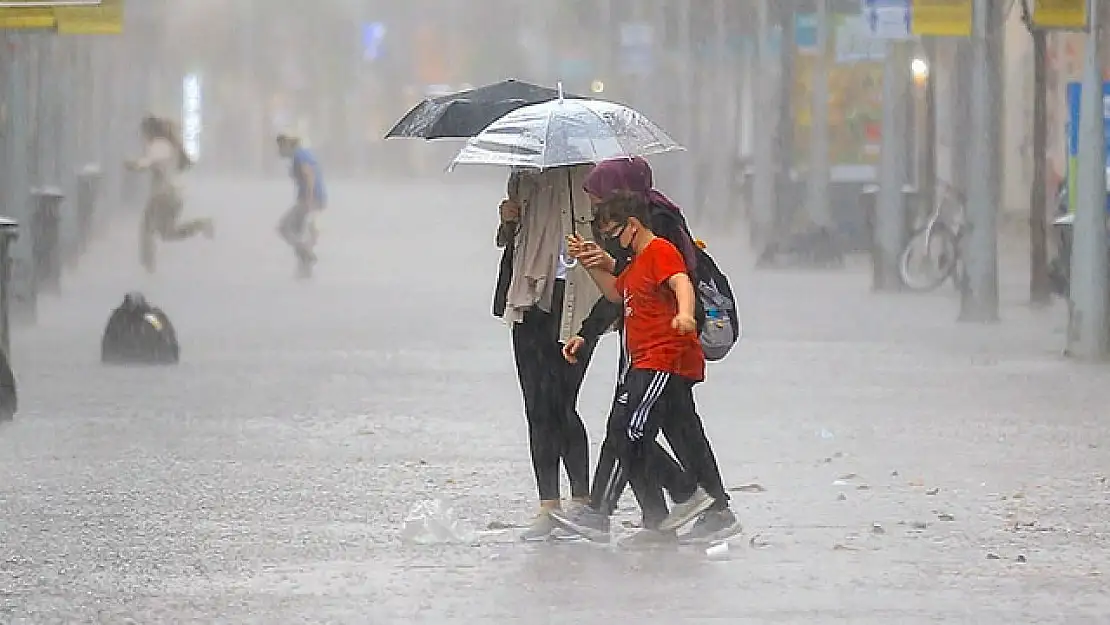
[499,200,520,223]
[562,335,586,363]
[672,313,697,335]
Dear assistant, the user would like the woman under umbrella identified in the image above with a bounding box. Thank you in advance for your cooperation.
[493,164,601,540]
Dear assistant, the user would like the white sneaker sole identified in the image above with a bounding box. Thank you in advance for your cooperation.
[549,510,611,543]
[678,520,744,545]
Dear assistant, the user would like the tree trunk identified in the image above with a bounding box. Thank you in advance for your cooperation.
[1030,28,1052,305]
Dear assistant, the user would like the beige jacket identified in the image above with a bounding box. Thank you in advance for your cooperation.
[500,165,600,342]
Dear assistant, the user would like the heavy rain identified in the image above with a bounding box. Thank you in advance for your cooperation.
[1,0,1109,622]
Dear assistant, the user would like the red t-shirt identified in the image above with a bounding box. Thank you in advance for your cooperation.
[614,237,706,382]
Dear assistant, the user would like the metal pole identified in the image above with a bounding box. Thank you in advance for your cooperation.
[3,32,37,323]
[959,0,1001,322]
[676,0,696,213]
[951,41,971,198]
[873,40,911,291]
[0,232,11,357]
[1029,26,1052,305]
[806,0,833,231]
[752,0,777,258]
[921,39,937,225]
[775,3,797,242]
[1066,0,1108,358]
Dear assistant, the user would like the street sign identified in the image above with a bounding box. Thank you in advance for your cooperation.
[1032,0,1087,29]
[910,0,972,37]
[54,0,121,34]
[862,0,913,39]
[796,13,819,51]
[836,14,886,62]
[0,0,122,34]
[0,0,53,29]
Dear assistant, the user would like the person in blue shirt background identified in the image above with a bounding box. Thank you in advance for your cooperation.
[276,133,327,278]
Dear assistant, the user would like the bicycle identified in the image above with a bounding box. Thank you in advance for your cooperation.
[898,182,966,292]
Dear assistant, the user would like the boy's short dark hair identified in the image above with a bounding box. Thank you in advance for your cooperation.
[595,190,652,228]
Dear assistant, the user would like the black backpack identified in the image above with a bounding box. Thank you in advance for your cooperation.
[691,243,741,361]
[647,203,741,361]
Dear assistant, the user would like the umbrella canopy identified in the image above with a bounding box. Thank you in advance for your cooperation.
[385,79,588,140]
[447,98,684,171]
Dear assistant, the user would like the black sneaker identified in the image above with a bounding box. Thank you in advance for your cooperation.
[679,508,743,544]
[549,505,611,543]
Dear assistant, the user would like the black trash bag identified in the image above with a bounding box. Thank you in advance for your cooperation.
[101,292,180,365]
[0,347,15,421]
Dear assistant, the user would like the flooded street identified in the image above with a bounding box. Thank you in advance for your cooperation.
[2,177,1108,623]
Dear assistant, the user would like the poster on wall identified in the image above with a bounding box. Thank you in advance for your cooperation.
[792,13,884,181]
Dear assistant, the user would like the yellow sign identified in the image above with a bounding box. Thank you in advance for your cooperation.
[0,0,55,30]
[911,0,972,37]
[55,0,123,35]
[1032,0,1086,29]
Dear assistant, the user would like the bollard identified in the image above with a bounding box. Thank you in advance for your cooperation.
[30,187,65,296]
[69,164,102,267]
[0,216,18,359]
[0,217,16,422]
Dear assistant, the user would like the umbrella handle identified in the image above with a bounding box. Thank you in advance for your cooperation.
[557,82,564,102]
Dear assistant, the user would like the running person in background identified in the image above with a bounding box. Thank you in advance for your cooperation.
[276,133,327,278]
[126,115,214,273]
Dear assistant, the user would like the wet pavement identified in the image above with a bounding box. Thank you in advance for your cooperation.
[2,177,1109,623]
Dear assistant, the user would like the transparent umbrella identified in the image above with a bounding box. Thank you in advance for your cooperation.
[447,94,684,171]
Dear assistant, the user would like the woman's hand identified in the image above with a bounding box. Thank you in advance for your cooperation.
[499,200,520,224]
[562,335,586,363]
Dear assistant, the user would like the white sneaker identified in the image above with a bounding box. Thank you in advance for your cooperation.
[519,505,558,542]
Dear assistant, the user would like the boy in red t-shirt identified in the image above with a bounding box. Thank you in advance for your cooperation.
[552,192,735,543]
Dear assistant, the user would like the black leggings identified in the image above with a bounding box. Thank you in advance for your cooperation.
[511,283,597,501]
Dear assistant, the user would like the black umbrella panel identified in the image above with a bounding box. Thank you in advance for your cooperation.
[385,79,588,140]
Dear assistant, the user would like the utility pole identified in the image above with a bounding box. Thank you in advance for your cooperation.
[1019,0,1052,305]
[806,0,833,232]
[775,2,797,245]
[921,39,937,230]
[1066,0,1109,359]
[752,0,778,259]
[951,41,971,200]
[2,32,37,323]
[959,0,1001,322]
[873,40,912,291]
[713,0,730,226]
[676,0,696,213]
